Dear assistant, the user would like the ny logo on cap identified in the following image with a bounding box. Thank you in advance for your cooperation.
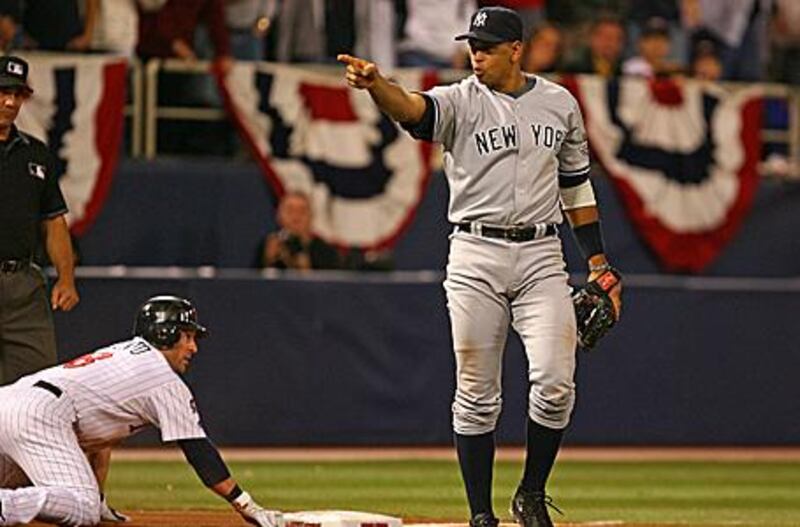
[7,61,23,76]
[474,11,488,27]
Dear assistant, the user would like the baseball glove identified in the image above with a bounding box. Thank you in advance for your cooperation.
[572,267,622,350]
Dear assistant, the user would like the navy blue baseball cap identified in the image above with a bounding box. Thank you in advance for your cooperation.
[455,7,523,44]
[0,55,32,94]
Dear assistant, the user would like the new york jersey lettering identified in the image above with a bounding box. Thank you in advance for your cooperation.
[475,125,517,156]
[531,123,565,150]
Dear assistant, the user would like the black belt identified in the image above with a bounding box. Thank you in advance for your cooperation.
[33,380,62,398]
[0,259,29,273]
[456,222,557,242]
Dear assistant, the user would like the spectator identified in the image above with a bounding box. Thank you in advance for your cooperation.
[353,0,397,69]
[626,0,691,67]
[0,12,15,51]
[137,0,233,154]
[545,0,627,30]
[221,0,277,61]
[261,192,340,270]
[622,17,681,77]
[522,21,563,73]
[193,0,276,102]
[690,39,722,81]
[692,0,773,81]
[0,0,98,51]
[137,0,231,70]
[479,0,546,39]
[92,0,148,56]
[274,0,394,66]
[770,0,800,84]
[564,15,625,76]
[274,0,328,63]
[397,0,476,69]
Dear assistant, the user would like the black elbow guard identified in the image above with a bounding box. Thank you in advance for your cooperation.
[178,438,231,487]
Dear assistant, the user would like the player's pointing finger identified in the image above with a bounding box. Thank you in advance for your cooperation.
[337,54,358,66]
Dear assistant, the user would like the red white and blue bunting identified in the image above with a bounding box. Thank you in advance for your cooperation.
[217,63,435,250]
[563,75,763,273]
[17,53,127,235]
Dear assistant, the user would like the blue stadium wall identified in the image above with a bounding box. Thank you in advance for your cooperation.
[53,160,800,446]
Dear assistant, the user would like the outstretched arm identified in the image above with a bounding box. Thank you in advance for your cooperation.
[337,54,427,125]
[179,439,282,527]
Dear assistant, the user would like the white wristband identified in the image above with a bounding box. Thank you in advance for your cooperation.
[559,179,597,210]
[232,491,252,510]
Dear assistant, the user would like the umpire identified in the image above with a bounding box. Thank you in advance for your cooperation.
[0,55,79,385]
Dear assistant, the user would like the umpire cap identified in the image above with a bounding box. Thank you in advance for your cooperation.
[0,56,33,94]
[455,6,523,44]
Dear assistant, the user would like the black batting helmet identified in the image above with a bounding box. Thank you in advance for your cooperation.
[133,295,208,349]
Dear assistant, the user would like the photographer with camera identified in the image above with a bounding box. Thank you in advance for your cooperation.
[261,191,340,270]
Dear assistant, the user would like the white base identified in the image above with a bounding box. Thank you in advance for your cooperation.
[284,510,402,527]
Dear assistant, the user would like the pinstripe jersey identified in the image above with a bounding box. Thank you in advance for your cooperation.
[23,337,206,452]
[425,74,590,226]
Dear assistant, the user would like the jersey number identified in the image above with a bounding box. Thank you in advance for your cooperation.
[63,351,114,369]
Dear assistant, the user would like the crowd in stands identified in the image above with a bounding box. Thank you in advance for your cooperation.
[0,0,797,84]
[1,0,796,272]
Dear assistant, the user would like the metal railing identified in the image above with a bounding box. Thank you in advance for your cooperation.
[126,59,800,177]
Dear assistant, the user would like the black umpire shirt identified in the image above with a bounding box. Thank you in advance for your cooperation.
[0,126,67,261]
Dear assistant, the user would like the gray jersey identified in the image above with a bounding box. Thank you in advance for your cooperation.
[425,74,590,226]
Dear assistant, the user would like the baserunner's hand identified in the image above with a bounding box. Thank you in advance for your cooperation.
[232,491,284,527]
[337,54,379,90]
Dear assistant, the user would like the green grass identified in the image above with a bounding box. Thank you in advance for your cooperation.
[105,458,800,525]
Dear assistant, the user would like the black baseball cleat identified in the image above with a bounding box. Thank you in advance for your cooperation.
[469,512,499,527]
[510,487,563,527]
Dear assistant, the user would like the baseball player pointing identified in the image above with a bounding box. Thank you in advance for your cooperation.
[339,6,621,527]
[0,296,282,527]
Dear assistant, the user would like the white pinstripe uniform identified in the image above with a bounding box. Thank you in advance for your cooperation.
[425,74,590,434]
[0,337,205,526]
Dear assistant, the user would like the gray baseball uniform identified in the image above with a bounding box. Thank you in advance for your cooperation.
[420,73,590,433]
[0,337,205,526]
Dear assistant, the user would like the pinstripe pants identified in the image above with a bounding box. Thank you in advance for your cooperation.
[0,385,101,526]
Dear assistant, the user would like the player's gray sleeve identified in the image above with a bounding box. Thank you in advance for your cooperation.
[423,83,462,149]
[557,96,591,185]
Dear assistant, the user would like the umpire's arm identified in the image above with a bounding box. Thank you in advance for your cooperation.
[41,214,79,311]
[337,54,427,125]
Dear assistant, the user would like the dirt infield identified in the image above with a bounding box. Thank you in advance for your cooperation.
[29,514,744,527]
[29,513,751,527]
[31,511,237,527]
